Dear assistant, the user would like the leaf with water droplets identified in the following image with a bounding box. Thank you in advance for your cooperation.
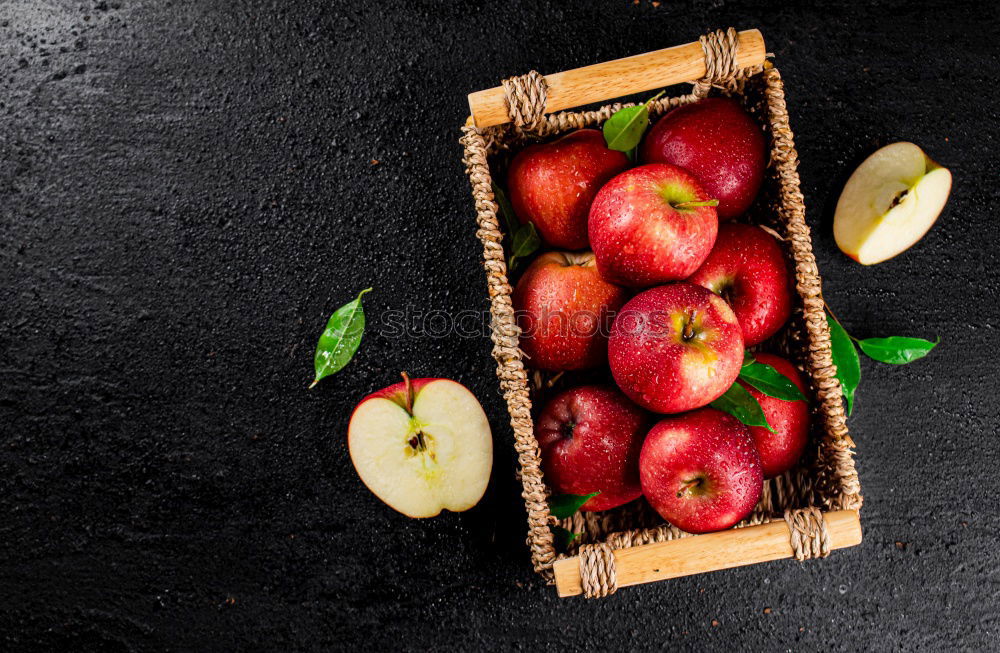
[710,382,774,433]
[508,222,540,271]
[311,288,372,388]
[602,91,665,152]
[856,335,939,365]
[826,311,861,415]
[739,359,807,402]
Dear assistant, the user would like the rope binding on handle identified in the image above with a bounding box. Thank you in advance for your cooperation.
[579,542,618,599]
[692,27,742,97]
[784,507,832,560]
[502,70,548,131]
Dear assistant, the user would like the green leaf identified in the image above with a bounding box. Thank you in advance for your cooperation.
[856,335,939,365]
[710,382,774,433]
[551,525,580,550]
[548,491,600,519]
[492,182,540,271]
[739,362,807,402]
[491,182,519,236]
[602,91,664,152]
[742,350,756,368]
[310,288,372,388]
[603,105,647,152]
[826,312,861,415]
[508,222,541,270]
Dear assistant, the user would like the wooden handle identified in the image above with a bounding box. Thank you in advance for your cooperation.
[553,509,862,598]
[467,29,766,128]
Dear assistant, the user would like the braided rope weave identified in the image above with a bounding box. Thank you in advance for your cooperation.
[460,29,862,596]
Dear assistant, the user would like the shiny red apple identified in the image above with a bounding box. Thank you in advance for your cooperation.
[512,251,628,371]
[608,282,743,413]
[641,97,766,220]
[738,353,811,479]
[507,129,629,249]
[588,163,719,287]
[640,407,762,533]
[687,223,792,346]
[536,385,651,512]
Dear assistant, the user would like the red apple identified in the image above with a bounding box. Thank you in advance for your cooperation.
[512,251,628,371]
[640,407,762,533]
[348,375,492,518]
[507,129,629,249]
[738,353,811,479]
[588,163,719,287]
[536,385,651,512]
[686,223,792,346]
[608,282,743,413]
[641,97,766,220]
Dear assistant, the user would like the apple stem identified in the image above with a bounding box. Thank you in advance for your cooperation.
[401,371,414,414]
[681,310,698,341]
[674,198,720,210]
[823,299,846,331]
[676,478,702,497]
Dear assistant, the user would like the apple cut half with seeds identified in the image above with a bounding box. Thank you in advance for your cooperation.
[348,375,492,518]
[834,141,951,265]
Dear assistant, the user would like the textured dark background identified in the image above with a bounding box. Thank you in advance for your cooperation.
[2,1,998,650]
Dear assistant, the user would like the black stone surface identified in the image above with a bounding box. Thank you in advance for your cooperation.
[2,1,998,650]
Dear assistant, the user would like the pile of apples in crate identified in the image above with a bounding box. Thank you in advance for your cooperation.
[339,95,947,526]
[508,97,809,534]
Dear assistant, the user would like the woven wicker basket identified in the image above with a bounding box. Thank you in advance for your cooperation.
[461,28,862,598]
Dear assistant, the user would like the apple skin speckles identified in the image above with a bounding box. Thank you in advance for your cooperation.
[640,407,762,533]
[608,283,743,414]
[512,251,628,371]
[687,223,793,346]
[507,129,629,250]
[736,353,811,479]
[536,385,652,512]
[641,97,766,220]
[589,163,719,288]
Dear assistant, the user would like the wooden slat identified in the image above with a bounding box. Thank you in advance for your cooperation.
[467,29,766,128]
[553,509,862,598]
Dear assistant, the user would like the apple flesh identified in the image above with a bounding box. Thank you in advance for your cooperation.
[608,282,744,414]
[640,407,763,534]
[348,376,492,518]
[536,385,651,512]
[834,142,951,265]
[512,251,628,371]
[588,163,719,287]
[507,129,629,249]
[641,97,766,220]
[738,353,810,479]
[687,223,792,346]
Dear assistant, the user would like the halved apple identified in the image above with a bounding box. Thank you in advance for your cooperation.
[834,142,951,265]
[348,374,492,518]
